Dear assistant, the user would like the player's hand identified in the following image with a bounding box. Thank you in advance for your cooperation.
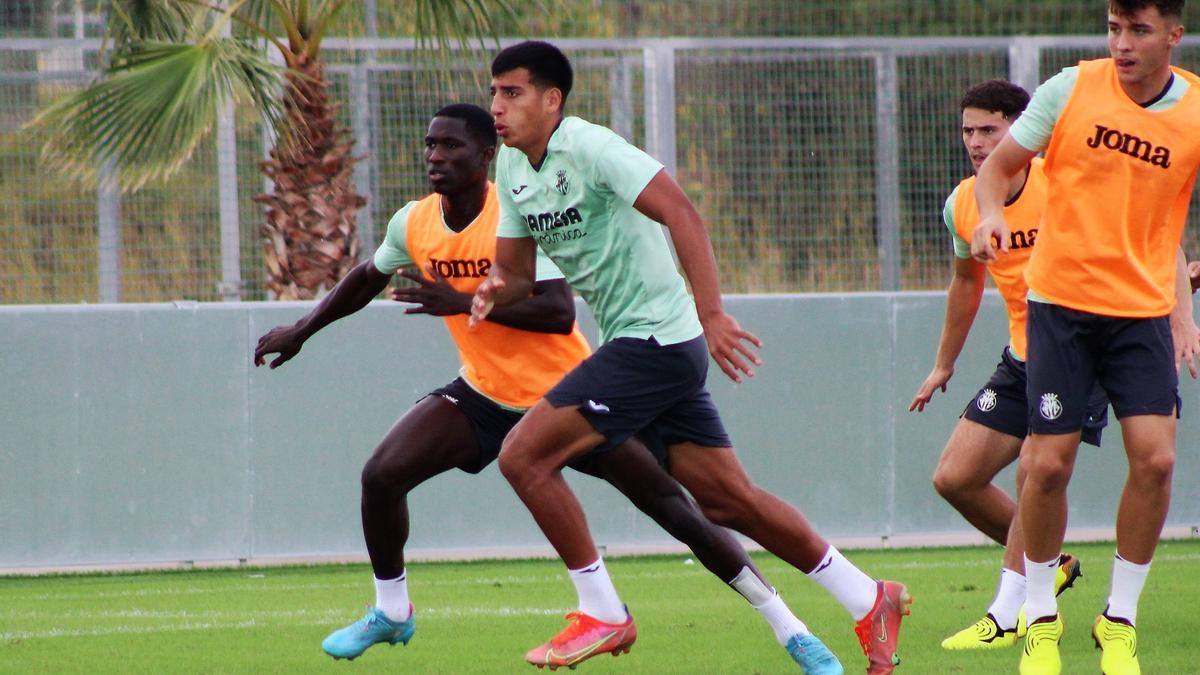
[1189,260,1200,294]
[254,325,304,369]
[469,276,505,329]
[970,213,1010,263]
[391,266,470,316]
[700,311,763,384]
[1171,315,1200,379]
[909,365,953,412]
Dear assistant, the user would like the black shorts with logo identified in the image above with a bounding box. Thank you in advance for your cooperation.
[962,347,1108,446]
[1025,301,1179,437]
[544,335,733,459]
[425,377,523,474]
[425,377,668,477]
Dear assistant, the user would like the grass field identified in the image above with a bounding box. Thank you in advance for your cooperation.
[3,539,1199,674]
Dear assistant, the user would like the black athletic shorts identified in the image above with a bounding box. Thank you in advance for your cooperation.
[962,347,1108,446]
[1026,301,1179,437]
[544,335,733,457]
[424,377,668,477]
[425,378,523,474]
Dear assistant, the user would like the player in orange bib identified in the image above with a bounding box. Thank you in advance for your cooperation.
[971,2,1200,673]
[254,104,839,671]
[911,80,1102,652]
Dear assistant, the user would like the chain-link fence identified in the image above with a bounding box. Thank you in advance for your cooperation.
[0,1,1138,40]
[4,27,1200,301]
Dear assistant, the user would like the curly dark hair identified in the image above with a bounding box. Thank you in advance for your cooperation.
[960,80,1031,119]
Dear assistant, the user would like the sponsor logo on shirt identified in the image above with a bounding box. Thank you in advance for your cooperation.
[1008,228,1036,250]
[1085,124,1172,168]
[525,208,583,232]
[512,185,528,195]
[427,257,492,278]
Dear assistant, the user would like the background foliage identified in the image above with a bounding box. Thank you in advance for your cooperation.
[3,2,1198,302]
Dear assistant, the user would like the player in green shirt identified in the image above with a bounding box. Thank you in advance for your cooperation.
[471,41,910,674]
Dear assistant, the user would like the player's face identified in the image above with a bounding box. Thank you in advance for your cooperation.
[489,68,560,154]
[1107,7,1182,89]
[960,107,1012,173]
[424,117,490,196]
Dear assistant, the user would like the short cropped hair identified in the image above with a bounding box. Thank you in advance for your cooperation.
[433,103,497,148]
[1110,0,1185,20]
[491,41,574,105]
[960,80,1031,119]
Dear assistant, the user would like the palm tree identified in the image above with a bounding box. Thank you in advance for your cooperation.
[29,0,513,300]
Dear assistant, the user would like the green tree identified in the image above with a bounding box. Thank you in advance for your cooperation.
[28,0,513,300]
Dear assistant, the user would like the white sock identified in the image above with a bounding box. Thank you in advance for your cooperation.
[568,558,626,624]
[374,572,411,622]
[728,566,809,645]
[806,545,878,621]
[1023,555,1059,623]
[986,567,1027,631]
[1106,554,1151,626]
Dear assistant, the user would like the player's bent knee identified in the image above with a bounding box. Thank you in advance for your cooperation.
[931,466,970,502]
[1025,453,1073,491]
[1130,450,1175,486]
[496,448,528,484]
[361,455,405,494]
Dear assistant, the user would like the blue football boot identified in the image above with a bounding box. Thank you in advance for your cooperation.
[787,633,844,674]
[321,606,415,660]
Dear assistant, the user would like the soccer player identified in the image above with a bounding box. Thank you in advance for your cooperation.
[910,80,1103,650]
[472,41,909,674]
[970,2,1200,673]
[254,104,840,672]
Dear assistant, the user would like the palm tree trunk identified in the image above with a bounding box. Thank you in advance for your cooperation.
[254,54,365,300]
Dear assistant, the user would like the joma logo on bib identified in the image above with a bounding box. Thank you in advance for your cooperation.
[1085,124,1172,168]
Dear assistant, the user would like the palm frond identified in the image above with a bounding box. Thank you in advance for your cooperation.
[411,0,517,52]
[237,0,283,35]
[29,39,292,191]
[402,0,519,91]
[106,0,196,44]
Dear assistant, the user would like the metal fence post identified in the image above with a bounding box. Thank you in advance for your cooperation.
[215,14,241,301]
[1008,37,1042,96]
[642,42,677,177]
[609,53,635,142]
[97,158,121,302]
[874,51,901,291]
[351,63,375,257]
[353,0,378,259]
[216,100,242,301]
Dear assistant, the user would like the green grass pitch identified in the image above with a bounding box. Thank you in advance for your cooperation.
[2,539,1198,673]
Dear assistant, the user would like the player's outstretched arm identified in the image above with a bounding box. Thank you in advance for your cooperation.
[971,136,1036,263]
[910,257,986,412]
[633,169,762,383]
[253,260,392,369]
[1171,248,1200,379]
[392,265,575,334]
[469,236,536,328]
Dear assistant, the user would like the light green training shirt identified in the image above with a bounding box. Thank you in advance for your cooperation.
[495,116,703,346]
[942,186,971,259]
